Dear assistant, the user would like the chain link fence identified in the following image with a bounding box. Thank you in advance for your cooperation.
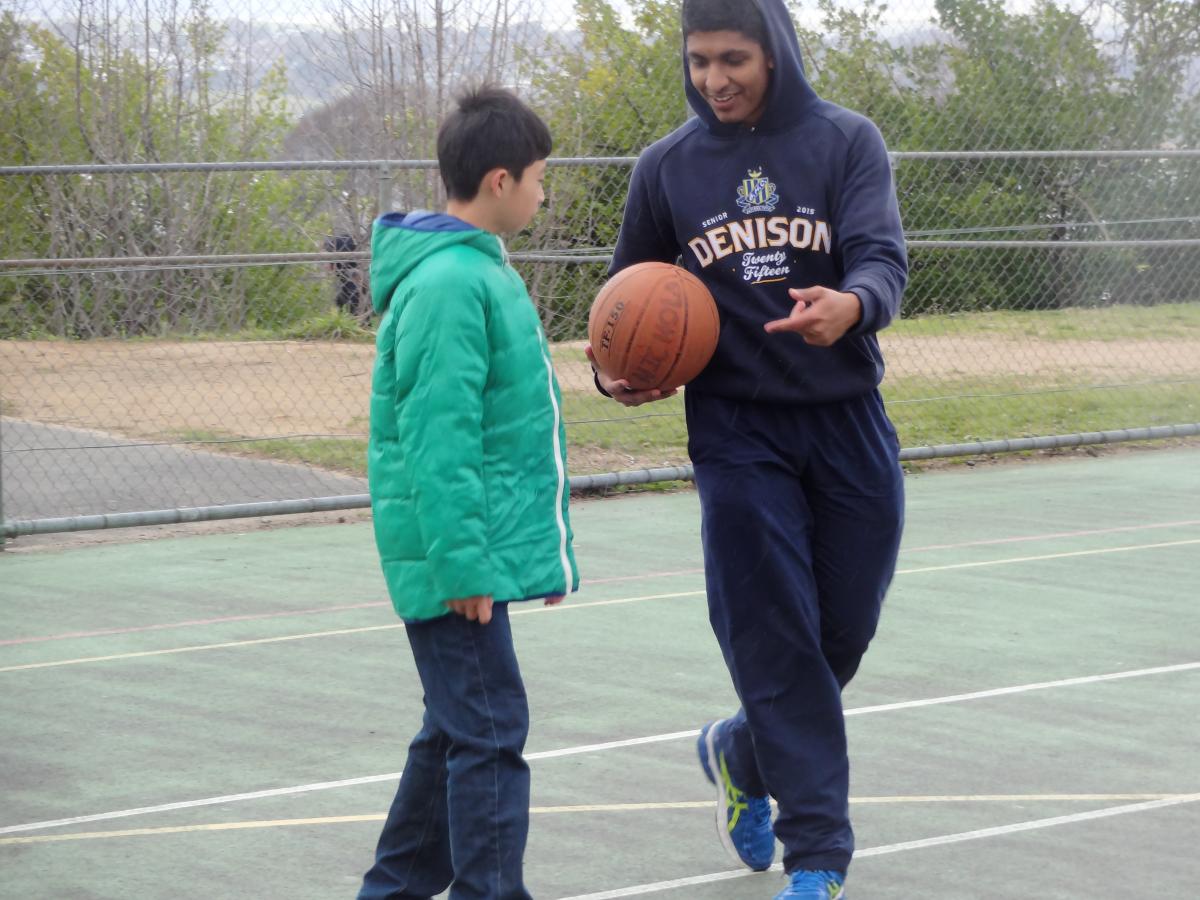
[2,0,1199,537]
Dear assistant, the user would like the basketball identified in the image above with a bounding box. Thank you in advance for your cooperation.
[587,262,720,392]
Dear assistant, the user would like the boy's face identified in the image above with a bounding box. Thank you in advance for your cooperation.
[686,30,773,127]
[496,159,547,233]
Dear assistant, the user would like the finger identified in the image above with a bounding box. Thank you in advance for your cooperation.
[764,305,817,333]
[788,286,822,305]
[618,385,654,406]
[447,600,464,615]
[623,385,677,403]
[544,595,564,606]
[477,599,493,625]
[584,344,596,364]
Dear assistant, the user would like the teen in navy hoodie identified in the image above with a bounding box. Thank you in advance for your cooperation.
[591,1,906,897]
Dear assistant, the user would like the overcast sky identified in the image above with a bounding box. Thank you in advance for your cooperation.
[28,0,973,32]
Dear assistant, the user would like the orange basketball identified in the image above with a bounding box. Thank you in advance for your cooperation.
[587,262,720,392]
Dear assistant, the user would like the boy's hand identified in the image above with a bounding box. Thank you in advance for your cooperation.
[585,345,678,407]
[544,594,565,607]
[764,286,862,346]
[447,595,494,624]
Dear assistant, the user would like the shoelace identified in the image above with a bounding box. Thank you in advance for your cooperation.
[787,870,844,897]
[718,752,750,832]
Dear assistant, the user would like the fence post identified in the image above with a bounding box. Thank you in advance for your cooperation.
[1,405,6,551]
[377,162,394,215]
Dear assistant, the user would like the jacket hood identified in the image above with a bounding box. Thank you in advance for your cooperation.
[370,211,502,314]
[682,0,819,135]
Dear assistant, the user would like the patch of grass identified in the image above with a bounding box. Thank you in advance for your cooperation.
[892,301,1200,341]
[275,310,376,342]
[152,311,377,343]
[165,374,1196,481]
[562,390,689,454]
[174,429,368,476]
[883,376,1200,448]
[551,345,590,365]
[248,437,368,473]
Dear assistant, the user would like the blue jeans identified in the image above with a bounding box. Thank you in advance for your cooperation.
[687,389,905,874]
[357,604,533,900]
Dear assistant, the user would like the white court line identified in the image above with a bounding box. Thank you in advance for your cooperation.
[3,796,1188,847]
[4,661,1196,837]
[901,518,1200,554]
[6,536,1199,675]
[555,793,1200,899]
[897,538,1200,575]
[843,660,1200,717]
[2,801,1190,849]
[10,518,1198,649]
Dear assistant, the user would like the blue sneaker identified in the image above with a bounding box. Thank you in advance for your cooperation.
[773,870,845,899]
[697,719,774,871]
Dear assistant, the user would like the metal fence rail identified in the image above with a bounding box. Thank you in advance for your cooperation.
[3,0,1199,542]
[3,150,1200,541]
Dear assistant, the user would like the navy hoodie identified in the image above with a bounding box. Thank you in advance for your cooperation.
[610,0,907,405]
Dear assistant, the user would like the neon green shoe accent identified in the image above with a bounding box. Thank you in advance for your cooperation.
[718,751,750,834]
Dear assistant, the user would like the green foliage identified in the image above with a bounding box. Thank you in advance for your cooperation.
[516,0,1198,329]
[2,1,1197,340]
[0,15,327,337]
[277,309,376,342]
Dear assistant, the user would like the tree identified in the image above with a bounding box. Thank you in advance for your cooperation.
[0,6,320,336]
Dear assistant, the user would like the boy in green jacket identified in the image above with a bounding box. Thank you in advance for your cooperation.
[357,86,579,900]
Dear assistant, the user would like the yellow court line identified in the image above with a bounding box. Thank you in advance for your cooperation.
[0,591,706,673]
[0,625,404,673]
[1,796,1187,846]
[5,538,1199,673]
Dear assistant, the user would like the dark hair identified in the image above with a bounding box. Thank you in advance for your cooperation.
[436,86,552,202]
[681,0,769,48]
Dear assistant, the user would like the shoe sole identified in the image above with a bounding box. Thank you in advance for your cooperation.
[704,718,751,869]
[777,883,845,899]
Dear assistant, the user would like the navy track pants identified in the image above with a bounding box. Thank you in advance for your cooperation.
[686,388,905,874]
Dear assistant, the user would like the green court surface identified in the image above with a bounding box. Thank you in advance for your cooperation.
[2,449,1199,899]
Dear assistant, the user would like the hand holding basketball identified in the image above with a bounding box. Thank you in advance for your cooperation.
[588,262,720,393]
[764,286,862,346]
[585,346,677,407]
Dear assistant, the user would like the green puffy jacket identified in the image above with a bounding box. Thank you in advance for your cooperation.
[367,211,579,622]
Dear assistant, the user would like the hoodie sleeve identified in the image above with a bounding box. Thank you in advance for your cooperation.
[392,257,494,602]
[835,121,908,336]
[609,153,681,277]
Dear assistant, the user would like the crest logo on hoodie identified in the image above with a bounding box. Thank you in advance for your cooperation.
[736,168,780,214]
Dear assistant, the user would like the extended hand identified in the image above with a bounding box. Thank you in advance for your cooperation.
[764,286,862,346]
[446,595,494,624]
[585,345,678,407]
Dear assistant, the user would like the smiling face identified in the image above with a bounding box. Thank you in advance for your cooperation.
[686,30,774,127]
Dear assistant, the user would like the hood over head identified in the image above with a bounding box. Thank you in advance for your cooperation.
[682,0,819,135]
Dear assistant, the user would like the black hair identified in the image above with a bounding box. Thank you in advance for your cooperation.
[681,0,769,48]
[436,85,552,202]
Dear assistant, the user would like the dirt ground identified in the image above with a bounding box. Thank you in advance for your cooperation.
[4,334,1197,552]
[4,334,1198,441]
